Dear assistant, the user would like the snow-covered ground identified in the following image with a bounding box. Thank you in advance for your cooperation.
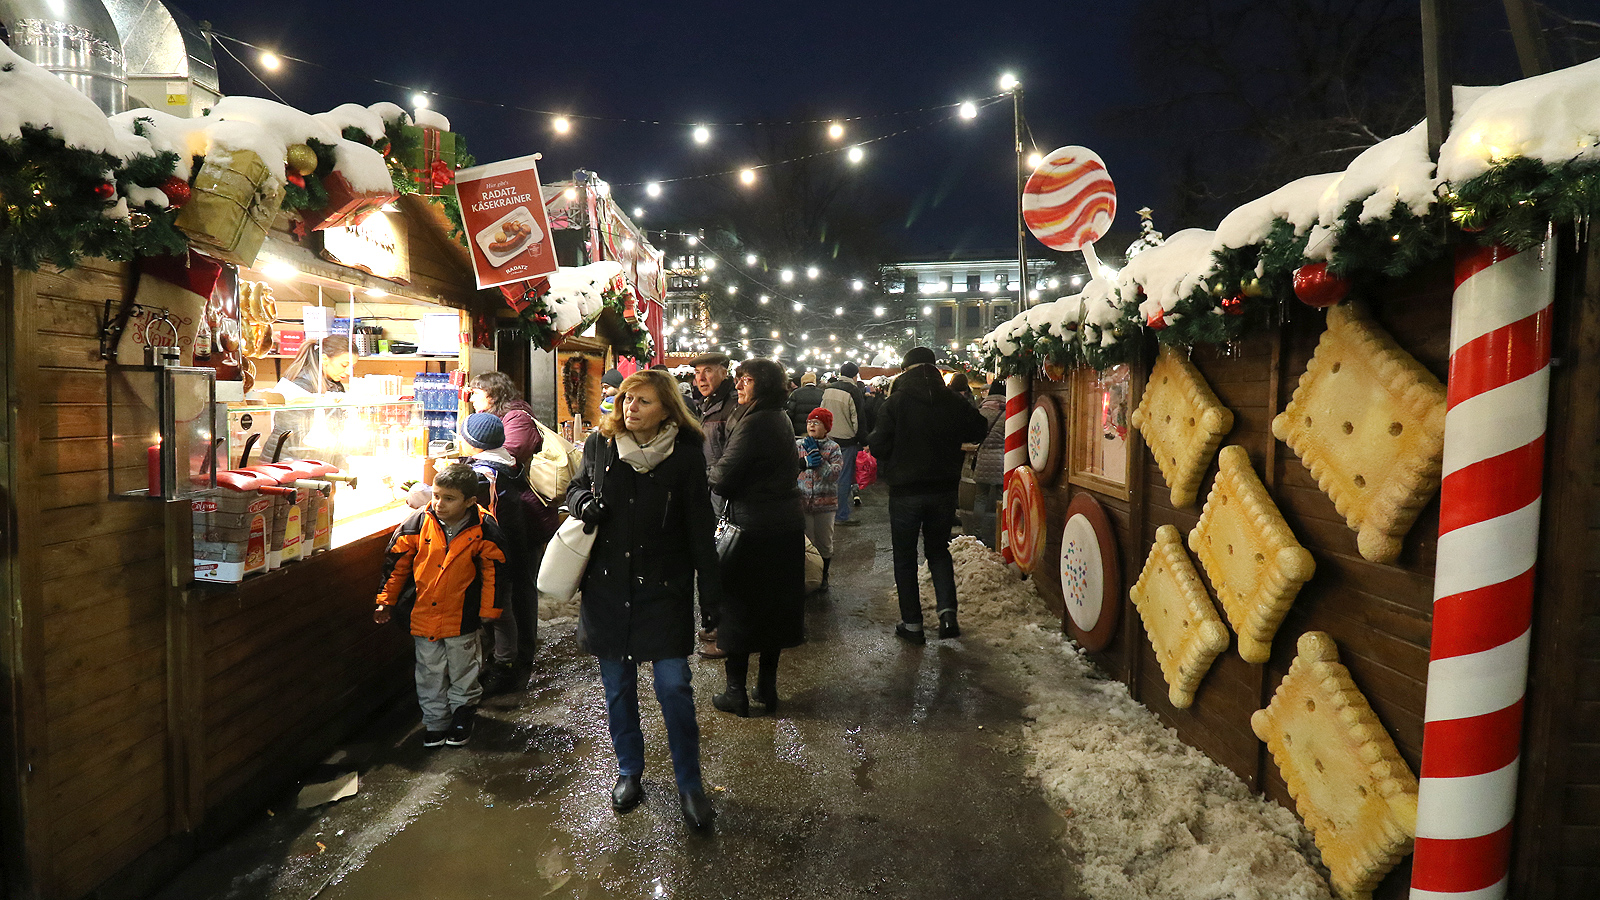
[921,537,1334,900]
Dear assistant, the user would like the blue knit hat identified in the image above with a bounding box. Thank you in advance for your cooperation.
[462,412,505,450]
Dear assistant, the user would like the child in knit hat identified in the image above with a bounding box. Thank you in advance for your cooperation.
[796,407,843,591]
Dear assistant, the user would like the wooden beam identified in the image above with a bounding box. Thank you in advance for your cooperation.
[1421,0,1454,161]
[1503,0,1552,77]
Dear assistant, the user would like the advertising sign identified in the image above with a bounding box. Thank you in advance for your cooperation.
[454,155,559,290]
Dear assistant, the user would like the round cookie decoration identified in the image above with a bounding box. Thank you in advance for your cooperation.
[1004,466,1047,574]
[1059,492,1121,651]
[1023,146,1117,252]
[1026,395,1065,485]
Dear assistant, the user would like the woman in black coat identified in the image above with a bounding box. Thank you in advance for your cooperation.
[708,358,806,717]
[566,369,721,829]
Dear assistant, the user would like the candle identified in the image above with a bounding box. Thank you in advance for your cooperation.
[147,442,162,496]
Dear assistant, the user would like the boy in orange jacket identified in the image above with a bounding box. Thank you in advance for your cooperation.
[375,463,509,747]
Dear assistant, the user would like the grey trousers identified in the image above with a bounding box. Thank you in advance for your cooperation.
[803,509,836,559]
[414,633,482,731]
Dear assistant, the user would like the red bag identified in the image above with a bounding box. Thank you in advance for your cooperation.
[855,449,878,488]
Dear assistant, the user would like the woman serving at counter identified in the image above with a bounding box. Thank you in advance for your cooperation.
[275,335,355,397]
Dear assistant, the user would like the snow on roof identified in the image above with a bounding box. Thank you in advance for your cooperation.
[108,109,202,180]
[414,109,451,131]
[1214,173,1339,252]
[314,103,387,145]
[1439,55,1600,182]
[1118,228,1216,318]
[366,102,412,127]
[0,42,129,158]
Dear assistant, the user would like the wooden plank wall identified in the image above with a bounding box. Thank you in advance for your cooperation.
[9,259,176,900]
[1031,262,1456,899]
[195,533,409,829]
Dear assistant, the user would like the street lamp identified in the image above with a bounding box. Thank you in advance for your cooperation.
[1004,74,1030,310]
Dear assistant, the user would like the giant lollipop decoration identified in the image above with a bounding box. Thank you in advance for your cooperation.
[1024,145,1118,275]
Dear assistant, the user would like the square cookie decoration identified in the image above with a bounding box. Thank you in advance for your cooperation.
[1271,303,1446,564]
[1188,445,1315,663]
[1131,346,1235,508]
[1251,632,1418,900]
[1129,524,1231,709]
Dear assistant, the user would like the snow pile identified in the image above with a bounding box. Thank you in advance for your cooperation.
[1116,228,1216,322]
[314,103,387,145]
[919,537,1333,900]
[1214,173,1337,251]
[206,97,393,193]
[366,102,412,128]
[1439,55,1600,181]
[414,109,451,132]
[543,261,624,334]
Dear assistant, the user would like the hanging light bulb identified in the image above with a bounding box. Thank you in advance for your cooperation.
[958,101,978,119]
[851,279,864,291]
[828,122,845,140]
[563,187,578,201]
[834,306,844,316]
[780,269,794,283]
[703,257,716,270]
[1027,151,1044,169]
[413,93,430,110]
[792,301,804,312]
[999,73,1019,91]
[632,207,644,218]
[686,234,699,246]
[758,294,770,304]
[646,182,662,198]
[553,116,571,134]
[847,146,864,164]
[745,253,758,266]
[260,51,282,71]
[739,169,757,185]
[806,266,819,280]
[693,125,711,144]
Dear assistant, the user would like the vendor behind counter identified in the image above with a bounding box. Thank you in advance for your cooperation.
[275,334,354,398]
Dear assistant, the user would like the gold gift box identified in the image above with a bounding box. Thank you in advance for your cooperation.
[175,149,286,266]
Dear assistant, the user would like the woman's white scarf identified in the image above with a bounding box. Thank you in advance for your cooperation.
[616,422,679,472]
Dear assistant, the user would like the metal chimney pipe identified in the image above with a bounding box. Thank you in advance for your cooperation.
[0,0,129,116]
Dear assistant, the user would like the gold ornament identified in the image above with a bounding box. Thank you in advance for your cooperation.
[1241,277,1265,297]
[287,144,319,177]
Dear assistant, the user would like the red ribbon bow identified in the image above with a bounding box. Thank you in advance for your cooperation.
[426,159,455,191]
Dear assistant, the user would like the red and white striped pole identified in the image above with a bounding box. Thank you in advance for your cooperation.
[1410,235,1556,900]
[1001,375,1030,563]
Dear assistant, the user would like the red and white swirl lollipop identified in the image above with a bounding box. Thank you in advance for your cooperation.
[1024,146,1118,271]
[1004,465,1047,574]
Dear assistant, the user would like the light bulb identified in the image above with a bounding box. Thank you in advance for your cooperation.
[646,182,662,197]
[686,234,698,246]
[828,122,845,140]
[563,187,578,201]
[260,51,282,71]
[847,146,864,164]
[780,269,794,283]
[693,125,710,144]
[851,279,864,291]
[596,181,611,198]
[792,302,803,312]
[727,286,737,295]
[873,307,885,317]
[739,169,756,185]
[999,73,1019,91]
[922,306,932,316]
[758,295,769,304]
[703,258,716,270]
[622,238,636,252]
[632,207,644,218]
[412,94,430,110]
[806,266,819,280]
[770,330,780,339]
[959,101,978,119]
[834,306,844,316]
[552,116,571,134]
[745,253,757,266]
[1027,152,1044,169]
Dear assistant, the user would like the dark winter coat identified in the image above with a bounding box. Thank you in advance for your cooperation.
[868,365,989,496]
[786,383,825,435]
[696,377,737,472]
[710,402,805,654]
[495,398,543,469]
[974,393,1008,486]
[567,430,722,662]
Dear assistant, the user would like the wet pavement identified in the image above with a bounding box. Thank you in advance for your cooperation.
[155,489,1077,900]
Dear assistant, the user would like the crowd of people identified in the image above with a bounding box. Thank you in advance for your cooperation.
[373,347,991,832]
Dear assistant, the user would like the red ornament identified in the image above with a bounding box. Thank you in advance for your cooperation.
[1147,308,1167,330]
[93,181,116,201]
[1221,294,1246,315]
[1293,262,1351,309]
[286,171,305,188]
[159,176,191,208]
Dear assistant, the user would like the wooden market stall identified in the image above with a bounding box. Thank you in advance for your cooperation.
[988,64,1600,899]
[0,118,500,900]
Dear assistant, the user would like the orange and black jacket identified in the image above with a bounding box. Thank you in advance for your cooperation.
[376,504,508,640]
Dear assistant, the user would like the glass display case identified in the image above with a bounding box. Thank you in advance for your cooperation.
[224,399,424,540]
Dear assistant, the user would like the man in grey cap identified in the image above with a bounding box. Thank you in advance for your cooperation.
[868,346,988,644]
[690,351,734,657]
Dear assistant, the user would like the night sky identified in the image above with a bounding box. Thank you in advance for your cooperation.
[175,1,1589,259]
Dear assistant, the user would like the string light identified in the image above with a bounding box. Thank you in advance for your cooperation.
[806,266,819,280]
[1027,151,1043,168]
[412,94,430,110]
[834,306,844,316]
[958,101,978,119]
[632,207,644,218]
[999,73,1019,91]
[851,279,864,291]
[758,294,770,304]
[780,269,794,283]
[686,234,698,246]
[703,257,716,270]
[563,187,578,201]
[259,51,281,71]
[745,253,758,266]
[739,168,757,185]
[552,116,571,134]
[693,125,711,144]
[847,146,864,164]
[828,122,845,140]
[645,182,662,198]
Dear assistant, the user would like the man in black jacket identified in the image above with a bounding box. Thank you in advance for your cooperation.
[786,371,825,436]
[868,347,988,643]
[691,351,735,656]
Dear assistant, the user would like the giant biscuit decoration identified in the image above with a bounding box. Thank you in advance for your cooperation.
[1131,346,1235,508]
[1252,632,1418,900]
[1272,303,1446,564]
[1130,524,1231,708]
[1189,445,1315,663]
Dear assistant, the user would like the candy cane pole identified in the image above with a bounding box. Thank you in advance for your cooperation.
[1001,375,1030,562]
[1410,235,1556,900]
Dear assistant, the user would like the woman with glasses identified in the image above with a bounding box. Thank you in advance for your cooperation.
[708,359,806,716]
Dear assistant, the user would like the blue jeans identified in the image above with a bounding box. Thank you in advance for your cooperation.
[835,443,858,522]
[597,657,704,792]
[888,490,958,626]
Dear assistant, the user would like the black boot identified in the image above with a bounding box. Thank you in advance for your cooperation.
[712,685,749,717]
[819,558,831,591]
[611,774,644,813]
[680,787,715,829]
[939,610,960,639]
[754,654,779,715]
